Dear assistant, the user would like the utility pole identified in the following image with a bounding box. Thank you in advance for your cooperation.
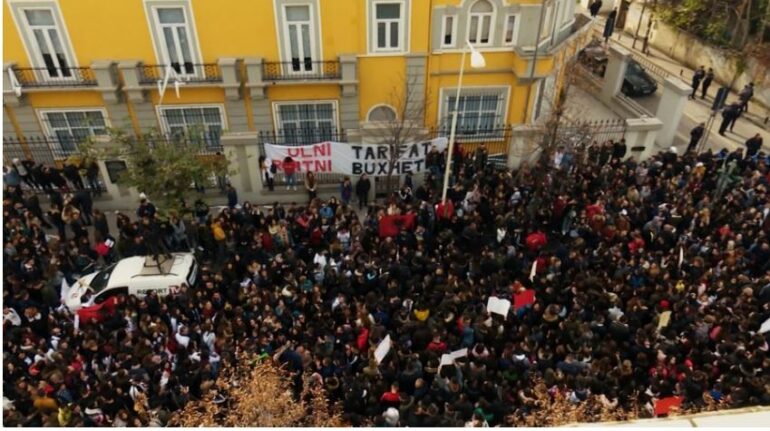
[632,0,649,49]
[523,0,548,123]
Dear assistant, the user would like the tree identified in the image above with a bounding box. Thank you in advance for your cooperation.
[95,127,230,212]
[170,354,345,427]
[364,73,430,195]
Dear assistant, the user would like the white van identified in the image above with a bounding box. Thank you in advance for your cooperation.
[65,253,197,311]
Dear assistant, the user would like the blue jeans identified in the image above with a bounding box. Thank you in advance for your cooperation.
[286,173,297,188]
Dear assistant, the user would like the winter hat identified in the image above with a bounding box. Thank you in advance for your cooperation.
[383,407,399,426]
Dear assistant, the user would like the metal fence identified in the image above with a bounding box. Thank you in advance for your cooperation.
[12,66,97,87]
[555,118,627,147]
[262,60,341,81]
[138,63,222,84]
[3,136,77,166]
[431,125,514,168]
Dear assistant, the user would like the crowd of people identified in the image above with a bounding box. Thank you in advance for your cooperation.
[3,137,770,427]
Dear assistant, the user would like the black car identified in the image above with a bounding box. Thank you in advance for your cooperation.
[578,40,658,97]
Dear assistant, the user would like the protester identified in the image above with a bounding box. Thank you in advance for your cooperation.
[688,123,705,153]
[305,171,318,201]
[356,174,372,210]
[3,142,770,428]
[340,177,353,206]
[282,156,298,191]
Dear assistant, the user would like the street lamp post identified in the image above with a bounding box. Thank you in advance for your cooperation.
[441,41,486,203]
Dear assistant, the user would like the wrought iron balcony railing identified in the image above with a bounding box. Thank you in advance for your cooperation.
[137,63,222,84]
[262,60,341,81]
[12,66,97,88]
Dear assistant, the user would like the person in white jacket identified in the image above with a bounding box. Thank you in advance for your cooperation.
[260,155,275,191]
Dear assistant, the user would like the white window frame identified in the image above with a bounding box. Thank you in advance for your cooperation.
[467,0,495,47]
[540,2,554,41]
[437,86,510,134]
[38,108,110,152]
[8,1,78,82]
[144,0,203,78]
[371,0,406,53]
[280,3,318,75]
[156,104,227,148]
[440,14,458,48]
[272,100,339,143]
[503,14,520,46]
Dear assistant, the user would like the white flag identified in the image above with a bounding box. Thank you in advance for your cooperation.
[529,260,538,282]
[678,247,684,269]
[60,278,71,304]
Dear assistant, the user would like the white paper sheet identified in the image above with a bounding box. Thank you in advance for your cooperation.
[760,317,770,334]
[374,334,391,364]
[487,297,511,319]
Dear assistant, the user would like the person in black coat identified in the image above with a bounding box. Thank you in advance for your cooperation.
[72,189,94,225]
[63,161,84,190]
[700,68,714,99]
[745,133,763,158]
[612,139,627,161]
[718,103,741,135]
[355,174,371,210]
[688,123,705,153]
[690,66,705,99]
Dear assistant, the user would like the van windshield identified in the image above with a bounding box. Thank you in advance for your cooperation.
[89,264,117,293]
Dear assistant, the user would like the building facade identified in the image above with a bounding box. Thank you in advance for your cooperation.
[3,0,584,168]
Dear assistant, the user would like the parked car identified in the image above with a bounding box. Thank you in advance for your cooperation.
[65,253,197,311]
[578,39,658,97]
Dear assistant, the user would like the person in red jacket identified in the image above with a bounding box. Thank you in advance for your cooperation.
[282,156,298,191]
[380,383,401,408]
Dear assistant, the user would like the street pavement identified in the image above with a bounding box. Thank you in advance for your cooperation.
[585,14,769,155]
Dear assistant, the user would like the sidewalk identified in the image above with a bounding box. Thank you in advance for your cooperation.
[587,14,770,154]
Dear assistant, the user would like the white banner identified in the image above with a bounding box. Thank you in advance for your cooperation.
[264,137,448,176]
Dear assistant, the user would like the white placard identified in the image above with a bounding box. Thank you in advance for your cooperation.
[374,334,392,364]
[760,317,770,334]
[487,297,511,319]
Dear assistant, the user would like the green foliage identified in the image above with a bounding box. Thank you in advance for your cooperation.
[656,0,769,48]
[97,128,230,212]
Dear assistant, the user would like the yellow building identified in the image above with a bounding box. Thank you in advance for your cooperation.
[3,0,588,168]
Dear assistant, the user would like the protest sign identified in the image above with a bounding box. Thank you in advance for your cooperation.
[657,311,672,330]
[264,138,448,176]
[514,289,536,311]
[654,396,683,416]
[374,335,392,364]
[759,317,770,334]
[487,297,511,319]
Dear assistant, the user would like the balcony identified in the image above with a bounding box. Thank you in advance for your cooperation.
[262,60,341,81]
[137,63,222,84]
[12,66,97,88]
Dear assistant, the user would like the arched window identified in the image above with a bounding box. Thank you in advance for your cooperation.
[367,105,397,122]
[468,0,493,46]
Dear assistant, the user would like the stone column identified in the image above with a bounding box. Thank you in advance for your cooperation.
[244,58,272,132]
[221,132,262,202]
[601,45,631,103]
[624,117,664,161]
[218,58,249,133]
[654,77,691,148]
[92,61,133,131]
[338,55,360,132]
[118,60,158,133]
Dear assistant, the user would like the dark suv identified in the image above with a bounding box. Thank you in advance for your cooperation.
[578,40,658,97]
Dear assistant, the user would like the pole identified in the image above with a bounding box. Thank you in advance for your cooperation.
[632,1,648,49]
[522,0,547,123]
[441,49,467,203]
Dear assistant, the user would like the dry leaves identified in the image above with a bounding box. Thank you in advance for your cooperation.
[170,354,345,427]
